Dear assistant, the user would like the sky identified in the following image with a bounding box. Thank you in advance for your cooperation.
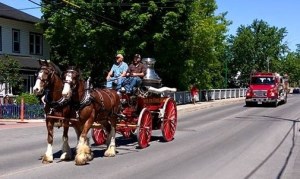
[1,0,299,51]
[215,0,300,51]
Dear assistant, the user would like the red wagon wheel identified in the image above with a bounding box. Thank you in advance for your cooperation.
[161,98,177,142]
[136,108,153,149]
[91,128,107,145]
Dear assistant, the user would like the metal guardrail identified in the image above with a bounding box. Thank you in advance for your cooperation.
[0,104,44,119]
[165,88,247,105]
[0,88,246,119]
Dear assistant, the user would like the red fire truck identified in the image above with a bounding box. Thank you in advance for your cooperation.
[245,72,288,107]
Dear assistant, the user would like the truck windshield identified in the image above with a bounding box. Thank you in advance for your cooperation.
[251,77,274,85]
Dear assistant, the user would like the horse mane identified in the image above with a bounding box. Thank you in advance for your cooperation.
[39,59,62,77]
[49,61,62,77]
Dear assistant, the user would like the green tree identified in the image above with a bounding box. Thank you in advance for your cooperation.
[228,19,289,86]
[180,0,230,90]
[40,0,194,88]
[281,49,300,86]
[0,55,23,94]
[40,0,233,90]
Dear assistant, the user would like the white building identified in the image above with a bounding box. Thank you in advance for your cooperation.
[0,2,50,99]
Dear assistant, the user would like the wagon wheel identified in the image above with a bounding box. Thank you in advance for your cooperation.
[91,128,107,145]
[161,98,177,142]
[136,108,153,149]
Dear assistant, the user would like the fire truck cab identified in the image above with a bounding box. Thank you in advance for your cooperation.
[245,72,288,107]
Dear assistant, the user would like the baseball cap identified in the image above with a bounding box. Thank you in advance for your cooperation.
[134,54,141,58]
[116,54,123,59]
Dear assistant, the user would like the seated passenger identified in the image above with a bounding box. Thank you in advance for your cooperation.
[124,54,146,94]
[106,54,128,91]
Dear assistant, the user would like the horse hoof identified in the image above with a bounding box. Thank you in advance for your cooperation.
[60,153,72,161]
[75,156,88,165]
[104,145,116,157]
[104,151,116,157]
[87,153,94,161]
[104,153,116,157]
[42,155,53,164]
[75,160,87,165]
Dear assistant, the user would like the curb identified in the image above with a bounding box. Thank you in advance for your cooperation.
[0,119,45,123]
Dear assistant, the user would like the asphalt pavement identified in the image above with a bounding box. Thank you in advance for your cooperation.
[2,96,300,178]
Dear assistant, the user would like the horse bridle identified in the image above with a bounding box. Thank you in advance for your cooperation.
[36,66,55,87]
[63,69,79,90]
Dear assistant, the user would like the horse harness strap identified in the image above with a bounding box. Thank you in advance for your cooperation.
[44,90,70,114]
[102,89,115,109]
[94,90,105,111]
[37,66,55,85]
[72,89,93,111]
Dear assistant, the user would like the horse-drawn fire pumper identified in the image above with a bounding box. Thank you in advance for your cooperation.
[33,58,177,165]
[91,58,177,148]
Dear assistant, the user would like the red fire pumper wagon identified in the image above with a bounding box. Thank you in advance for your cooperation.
[245,72,289,107]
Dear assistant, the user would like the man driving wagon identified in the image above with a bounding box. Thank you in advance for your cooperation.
[123,54,147,95]
[106,53,146,95]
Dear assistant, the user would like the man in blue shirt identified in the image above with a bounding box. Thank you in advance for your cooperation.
[106,54,128,91]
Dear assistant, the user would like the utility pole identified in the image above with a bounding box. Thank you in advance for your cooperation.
[225,58,228,88]
[267,57,270,72]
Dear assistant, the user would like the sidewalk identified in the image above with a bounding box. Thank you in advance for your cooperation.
[177,97,245,112]
[0,97,245,124]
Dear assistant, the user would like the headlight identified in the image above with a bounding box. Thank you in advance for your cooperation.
[246,89,253,97]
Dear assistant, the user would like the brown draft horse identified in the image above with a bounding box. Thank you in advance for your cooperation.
[62,66,120,165]
[33,60,73,164]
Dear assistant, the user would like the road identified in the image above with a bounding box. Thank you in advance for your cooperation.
[1,95,300,179]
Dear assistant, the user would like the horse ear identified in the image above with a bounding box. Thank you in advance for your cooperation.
[39,59,46,66]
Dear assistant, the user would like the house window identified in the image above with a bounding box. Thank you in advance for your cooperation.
[12,29,20,53]
[22,75,35,94]
[30,33,43,55]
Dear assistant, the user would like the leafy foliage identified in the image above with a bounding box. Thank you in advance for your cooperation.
[15,93,40,105]
[0,55,23,94]
[180,0,230,89]
[227,19,289,86]
[38,1,300,90]
[40,0,230,90]
[281,50,300,86]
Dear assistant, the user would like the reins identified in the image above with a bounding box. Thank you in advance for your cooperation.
[40,65,70,109]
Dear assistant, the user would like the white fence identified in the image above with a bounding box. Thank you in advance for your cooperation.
[165,88,247,105]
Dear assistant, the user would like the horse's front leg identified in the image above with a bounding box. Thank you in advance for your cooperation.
[60,121,72,161]
[75,120,93,165]
[42,119,54,164]
[104,121,116,157]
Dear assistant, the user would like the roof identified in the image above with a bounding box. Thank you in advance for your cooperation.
[0,55,40,70]
[0,2,42,24]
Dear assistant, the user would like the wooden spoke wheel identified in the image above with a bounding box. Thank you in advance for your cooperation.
[161,98,177,142]
[91,128,107,145]
[136,108,152,149]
